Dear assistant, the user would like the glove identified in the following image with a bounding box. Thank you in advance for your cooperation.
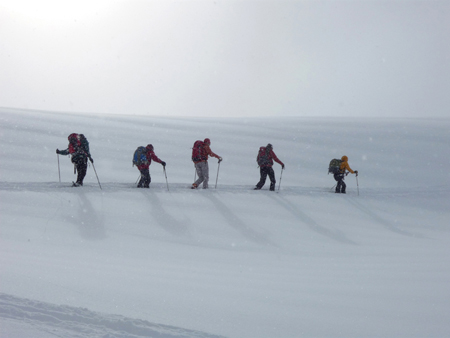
[218,157,222,163]
[354,170,358,176]
[56,149,60,154]
[161,161,166,167]
[282,164,285,170]
[89,156,94,163]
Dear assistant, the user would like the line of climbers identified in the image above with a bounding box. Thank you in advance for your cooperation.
[56,134,357,193]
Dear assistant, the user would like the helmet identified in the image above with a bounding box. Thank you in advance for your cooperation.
[204,138,211,145]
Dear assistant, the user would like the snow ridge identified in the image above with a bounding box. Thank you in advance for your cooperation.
[0,293,226,338]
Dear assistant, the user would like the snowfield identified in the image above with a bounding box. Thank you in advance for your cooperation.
[0,107,449,338]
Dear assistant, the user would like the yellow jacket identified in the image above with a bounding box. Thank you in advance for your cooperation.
[339,156,355,174]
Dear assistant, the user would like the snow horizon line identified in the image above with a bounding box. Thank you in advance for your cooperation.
[1,106,447,121]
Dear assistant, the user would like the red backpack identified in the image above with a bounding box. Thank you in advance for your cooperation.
[68,133,81,154]
[192,140,207,162]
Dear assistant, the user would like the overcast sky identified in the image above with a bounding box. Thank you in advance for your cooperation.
[1,0,449,118]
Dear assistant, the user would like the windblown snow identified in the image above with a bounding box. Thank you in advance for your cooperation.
[0,108,449,338]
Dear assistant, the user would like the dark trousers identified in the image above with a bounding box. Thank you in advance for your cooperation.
[256,167,276,190]
[73,157,88,185]
[138,168,151,188]
[334,173,346,193]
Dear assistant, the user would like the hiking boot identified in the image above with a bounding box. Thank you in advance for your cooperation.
[191,183,198,189]
[254,187,261,190]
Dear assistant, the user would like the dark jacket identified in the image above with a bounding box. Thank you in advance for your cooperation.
[59,134,91,163]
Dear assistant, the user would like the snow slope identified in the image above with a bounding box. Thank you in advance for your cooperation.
[1,108,449,338]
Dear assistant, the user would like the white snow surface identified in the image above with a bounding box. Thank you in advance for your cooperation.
[0,108,449,338]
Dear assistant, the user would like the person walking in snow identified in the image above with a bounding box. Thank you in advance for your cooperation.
[334,155,358,194]
[56,133,93,187]
[191,138,222,189]
[133,144,166,188]
[254,143,284,191]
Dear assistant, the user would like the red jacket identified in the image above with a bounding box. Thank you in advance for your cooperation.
[193,144,220,164]
[137,150,163,171]
[257,147,284,167]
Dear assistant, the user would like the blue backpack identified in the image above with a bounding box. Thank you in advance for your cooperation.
[133,146,148,166]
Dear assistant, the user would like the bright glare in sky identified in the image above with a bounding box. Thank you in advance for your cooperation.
[0,0,449,118]
[0,0,110,21]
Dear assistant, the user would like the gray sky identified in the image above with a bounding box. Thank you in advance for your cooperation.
[1,0,449,118]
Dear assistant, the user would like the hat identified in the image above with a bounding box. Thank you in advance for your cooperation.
[266,143,273,150]
[68,133,79,143]
[204,138,211,145]
[146,144,154,151]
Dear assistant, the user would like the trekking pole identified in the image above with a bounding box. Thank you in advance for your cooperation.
[277,168,284,192]
[330,184,336,192]
[57,154,61,183]
[356,173,359,196]
[194,167,197,182]
[215,160,221,189]
[135,174,141,185]
[163,166,169,191]
[91,161,102,190]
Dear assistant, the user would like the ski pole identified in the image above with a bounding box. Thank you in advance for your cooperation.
[277,168,284,192]
[57,154,61,183]
[91,161,102,190]
[215,160,221,189]
[330,184,336,192]
[163,166,169,191]
[136,174,141,185]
